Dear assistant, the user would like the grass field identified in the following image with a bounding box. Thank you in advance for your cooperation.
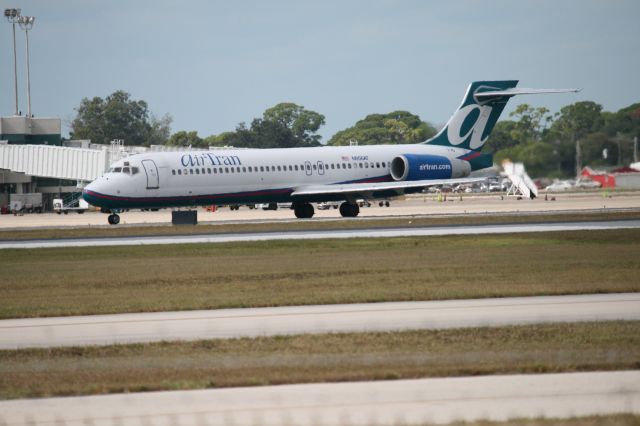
[1,229,639,319]
[0,210,638,241]
[0,321,638,399]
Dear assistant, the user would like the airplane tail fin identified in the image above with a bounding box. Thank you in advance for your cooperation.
[424,81,579,151]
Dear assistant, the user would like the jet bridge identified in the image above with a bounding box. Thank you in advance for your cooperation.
[0,143,109,182]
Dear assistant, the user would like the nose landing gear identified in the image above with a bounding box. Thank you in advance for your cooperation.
[107,214,120,225]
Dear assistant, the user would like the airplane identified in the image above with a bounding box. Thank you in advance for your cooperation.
[82,80,578,225]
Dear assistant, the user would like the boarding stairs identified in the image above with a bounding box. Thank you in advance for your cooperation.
[502,161,538,199]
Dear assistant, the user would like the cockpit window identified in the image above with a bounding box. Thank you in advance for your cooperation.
[122,167,130,174]
[112,167,122,173]
[131,167,139,174]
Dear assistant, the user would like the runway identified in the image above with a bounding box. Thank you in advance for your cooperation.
[2,219,640,249]
[1,371,638,425]
[2,293,639,349]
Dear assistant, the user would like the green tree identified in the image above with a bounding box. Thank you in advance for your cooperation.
[494,141,558,177]
[213,103,325,148]
[546,101,604,175]
[70,91,172,146]
[485,121,519,152]
[263,103,325,146]
[328,111,436,146]
[508,104,553,142]
[166,131,204,147]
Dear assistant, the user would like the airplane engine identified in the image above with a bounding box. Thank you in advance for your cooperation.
[390,154,471,181]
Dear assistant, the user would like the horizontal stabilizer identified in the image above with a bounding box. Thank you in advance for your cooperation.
[475,88,581,100]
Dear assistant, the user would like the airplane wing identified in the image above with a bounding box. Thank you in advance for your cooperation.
[291,177,486,199]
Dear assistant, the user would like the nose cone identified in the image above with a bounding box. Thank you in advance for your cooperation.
[82,179,105,207]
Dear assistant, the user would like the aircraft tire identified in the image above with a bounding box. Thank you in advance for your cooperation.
[294,203,314,219]
[339,202,360,218]
[108,214,120,225]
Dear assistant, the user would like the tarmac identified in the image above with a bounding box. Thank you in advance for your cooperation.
[2,219,639,249]
[1,371,638,426]
[1,191,638,229]
[2,293,638,349]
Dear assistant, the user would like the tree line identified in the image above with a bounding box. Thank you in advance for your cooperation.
[70,91,639,178]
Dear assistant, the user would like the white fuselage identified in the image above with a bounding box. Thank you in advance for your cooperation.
[83,143,472,210]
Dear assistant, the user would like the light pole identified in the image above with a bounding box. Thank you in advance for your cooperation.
[19,16,34,117]
[4,8,21,115]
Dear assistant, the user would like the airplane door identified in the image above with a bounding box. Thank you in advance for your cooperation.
[317,161,325,175]
[304,161,312,176]
[141,159,160,189]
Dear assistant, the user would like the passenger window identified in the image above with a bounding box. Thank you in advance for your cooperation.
[376,162,380,168]
[365,163,369,169]
[189,169,193,174]
[288,165,293,171]
[196,169,200,174]
[277,166,281,171]
[225,167,229,173]
[183,169,187,175]
[248,166,252,172]
[207,168,211,174]
[382,162,386,168]
[242,167,246,172]
[178,169,182,175]
[294,165,299,171]
[331,164,335,169]
[172,170,176,175]
[260,166,264,172]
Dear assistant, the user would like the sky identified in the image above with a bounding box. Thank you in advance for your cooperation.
[1,0,639,142]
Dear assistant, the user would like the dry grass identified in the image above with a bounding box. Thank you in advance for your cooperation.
[0,210,638,241]
[0,321,638,399]
[1,229,639,319]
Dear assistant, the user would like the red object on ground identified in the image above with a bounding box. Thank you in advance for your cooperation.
[581,167,616,188]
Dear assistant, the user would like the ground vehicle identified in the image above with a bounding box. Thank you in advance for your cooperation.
[9,193,43,213]
[545,180,574,191]
[575,178,601,189]
[53,198,89,214]
[317,202,339,210]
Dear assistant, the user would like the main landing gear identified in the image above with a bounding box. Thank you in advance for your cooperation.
[293,202,314,219]
[107,213,120,225]
[339,202,360,218]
